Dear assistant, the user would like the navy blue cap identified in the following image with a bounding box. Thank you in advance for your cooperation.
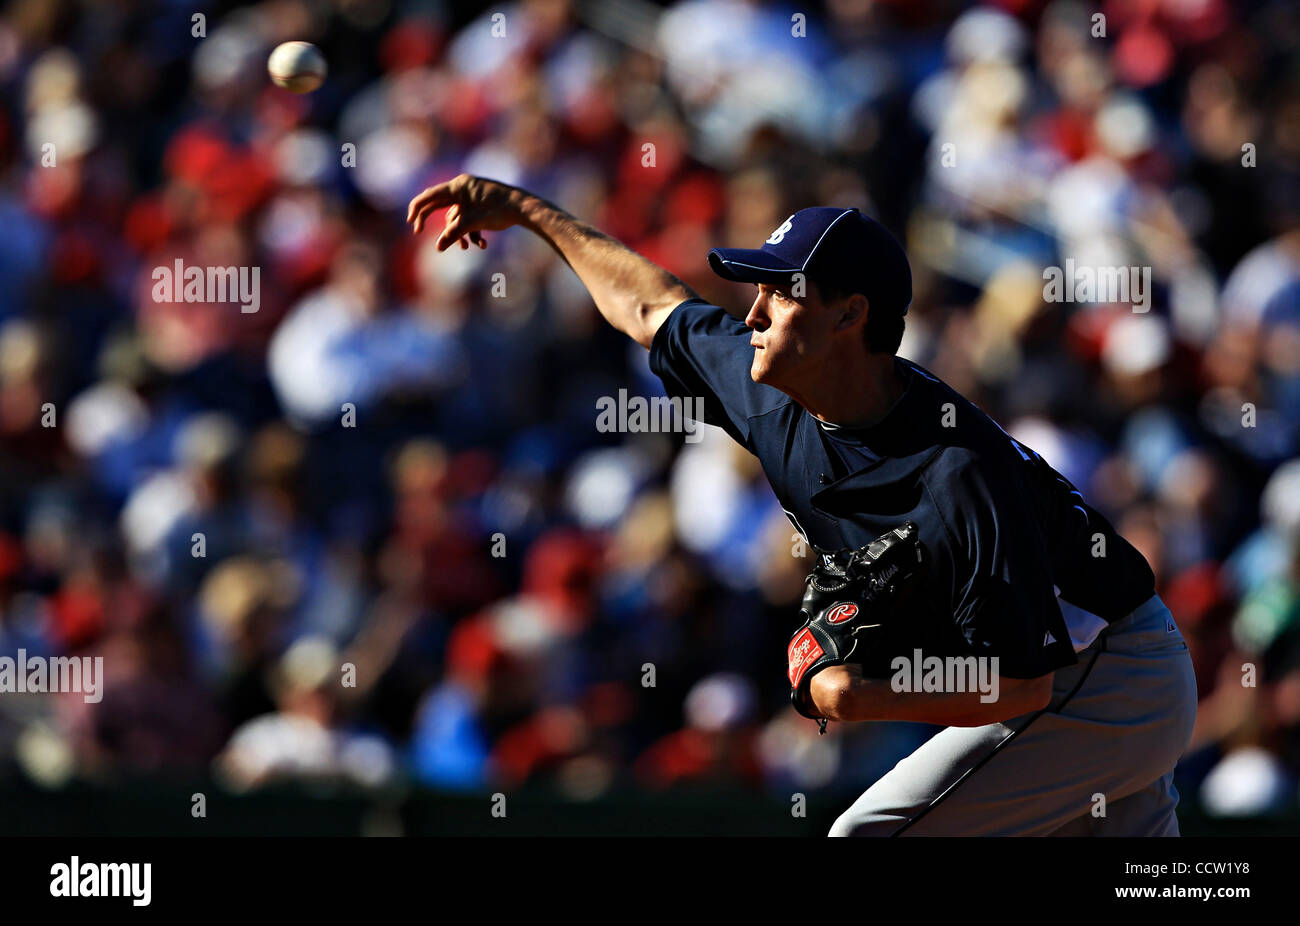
[708,207,912,316]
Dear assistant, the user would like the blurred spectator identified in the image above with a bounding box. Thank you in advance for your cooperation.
[216,635,395,790]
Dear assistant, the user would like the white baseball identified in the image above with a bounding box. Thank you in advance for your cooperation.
[268,41,327,94]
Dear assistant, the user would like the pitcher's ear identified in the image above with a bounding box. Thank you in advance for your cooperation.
[836,293,869,330]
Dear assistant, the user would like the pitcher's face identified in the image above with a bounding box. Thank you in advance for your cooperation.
[744,282,841,391]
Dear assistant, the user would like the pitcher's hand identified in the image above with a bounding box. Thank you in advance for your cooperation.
[407,174,526,250]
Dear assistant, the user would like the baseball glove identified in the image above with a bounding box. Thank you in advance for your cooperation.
[786,522,928,733]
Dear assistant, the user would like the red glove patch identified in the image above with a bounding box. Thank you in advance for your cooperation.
[787,627,825,688]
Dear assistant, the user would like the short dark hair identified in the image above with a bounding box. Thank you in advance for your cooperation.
[812,274,906,355]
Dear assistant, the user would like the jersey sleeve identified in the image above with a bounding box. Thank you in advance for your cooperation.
[929,453,1078,678]
[648,298,786,447]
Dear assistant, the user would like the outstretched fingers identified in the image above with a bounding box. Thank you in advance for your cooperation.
[407,179,457,234]
[437,206,467,251]
[406,175,489,248]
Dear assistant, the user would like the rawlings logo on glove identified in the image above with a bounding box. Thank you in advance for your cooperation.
[824,602,860,624]
[787,522,928,733]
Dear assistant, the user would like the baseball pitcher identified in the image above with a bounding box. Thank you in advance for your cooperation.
[408,175,1198,836]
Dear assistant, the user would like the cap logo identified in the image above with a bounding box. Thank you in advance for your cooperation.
[766,216,794,245]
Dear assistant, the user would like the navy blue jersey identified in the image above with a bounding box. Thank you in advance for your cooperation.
[650,299,1156,679]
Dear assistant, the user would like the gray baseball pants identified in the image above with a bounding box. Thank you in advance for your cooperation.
[829,593,1199,836]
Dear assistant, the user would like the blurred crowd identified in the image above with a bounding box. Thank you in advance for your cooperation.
[0,0,1299,819]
